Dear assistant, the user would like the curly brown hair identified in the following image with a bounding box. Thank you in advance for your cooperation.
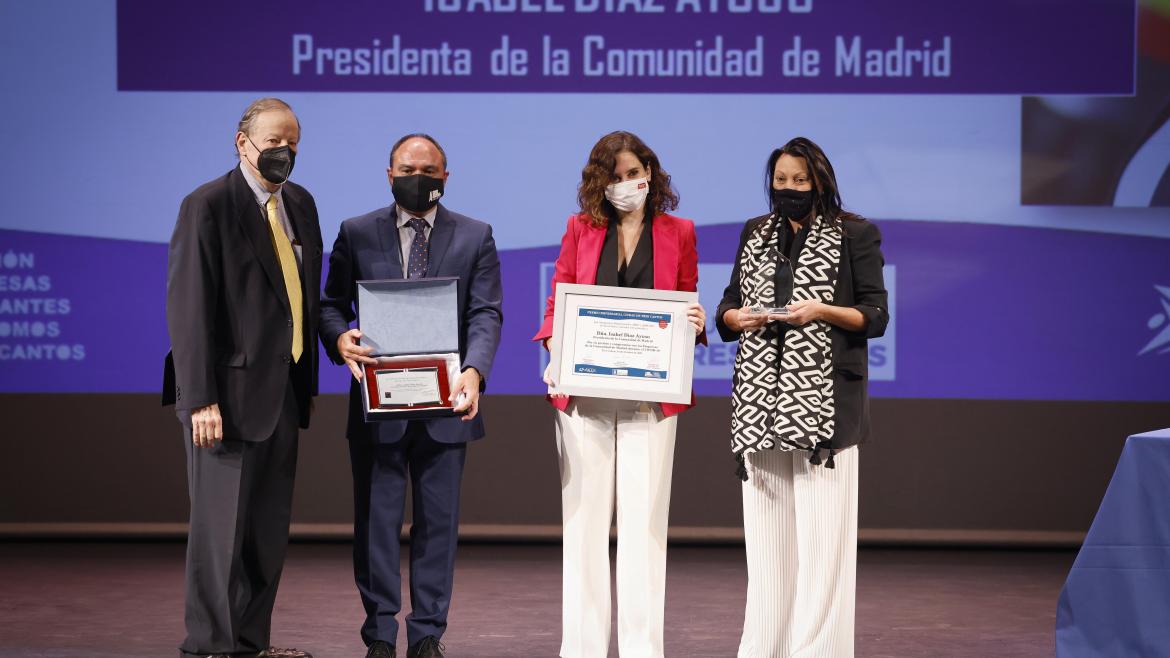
[577,131,679,228]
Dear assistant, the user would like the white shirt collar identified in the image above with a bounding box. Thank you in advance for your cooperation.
[239,161,282,207]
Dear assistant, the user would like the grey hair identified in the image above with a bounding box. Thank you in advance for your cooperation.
[236,97,298,154]
[389,133,447,169]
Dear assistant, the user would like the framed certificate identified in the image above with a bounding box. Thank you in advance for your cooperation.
[367,358,452,410]
[361,353,462,419]
[548,283,698,404]
[373,367,443,408]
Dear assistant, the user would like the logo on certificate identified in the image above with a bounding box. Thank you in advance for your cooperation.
[658,319,668,329]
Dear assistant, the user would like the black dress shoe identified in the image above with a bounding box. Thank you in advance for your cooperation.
[366,640,395,658]
[406,636,445,658]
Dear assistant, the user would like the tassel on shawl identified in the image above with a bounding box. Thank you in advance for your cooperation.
[735,453,749,481]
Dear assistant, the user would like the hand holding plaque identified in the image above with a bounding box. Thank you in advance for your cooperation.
[337,328,377,380]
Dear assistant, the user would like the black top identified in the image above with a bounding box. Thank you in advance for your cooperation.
[756,213,808,262]
[596,216,654,289]
[780,216,808,263]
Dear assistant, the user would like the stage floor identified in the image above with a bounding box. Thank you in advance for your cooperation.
[0,542,1071,657]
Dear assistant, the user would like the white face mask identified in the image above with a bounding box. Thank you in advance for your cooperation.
[605,177,650,213]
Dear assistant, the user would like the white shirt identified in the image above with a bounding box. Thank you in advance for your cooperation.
[395,205,438,278]
[239,161,302,266]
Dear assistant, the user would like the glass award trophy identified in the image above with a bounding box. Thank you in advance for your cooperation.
[747,247,795,318]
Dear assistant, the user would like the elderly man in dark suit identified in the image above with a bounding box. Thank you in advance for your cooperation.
[320,134,502,658]
[164,97,321,658]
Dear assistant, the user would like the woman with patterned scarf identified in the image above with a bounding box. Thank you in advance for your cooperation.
[715,137,889,658]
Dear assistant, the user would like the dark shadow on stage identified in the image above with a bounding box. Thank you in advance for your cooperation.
[0,541,1071,657]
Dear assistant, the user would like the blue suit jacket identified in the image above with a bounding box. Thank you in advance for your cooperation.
[320,203,503,443]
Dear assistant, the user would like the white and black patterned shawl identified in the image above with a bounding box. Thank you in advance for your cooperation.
[731,214,843,479]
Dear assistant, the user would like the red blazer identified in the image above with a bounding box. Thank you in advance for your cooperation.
[533,212,707,418]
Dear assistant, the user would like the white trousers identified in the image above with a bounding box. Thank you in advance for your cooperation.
[738,446,859,658]
[555,397,679,658]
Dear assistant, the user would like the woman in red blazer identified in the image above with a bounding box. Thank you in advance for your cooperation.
[532,131,706,658]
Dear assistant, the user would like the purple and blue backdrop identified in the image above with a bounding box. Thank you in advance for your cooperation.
[1,0,1167,401]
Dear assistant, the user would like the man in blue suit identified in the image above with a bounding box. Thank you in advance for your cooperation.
[320,134,503,658]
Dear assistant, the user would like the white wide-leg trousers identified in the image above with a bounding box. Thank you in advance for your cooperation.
[555,397,678,658]
[737,446,859,658]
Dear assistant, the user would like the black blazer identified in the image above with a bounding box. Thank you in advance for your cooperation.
[319,203,503,445]
[595,216,655,289]
[715,214,889,449]
[163,167,323,440]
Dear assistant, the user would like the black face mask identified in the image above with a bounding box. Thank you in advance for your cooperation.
[392,174,445,214]
[771,188,815,222]
[247,137,296,185]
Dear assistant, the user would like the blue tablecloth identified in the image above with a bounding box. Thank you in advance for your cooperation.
[1056,428,1170,657]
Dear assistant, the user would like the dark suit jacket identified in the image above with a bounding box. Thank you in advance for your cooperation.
[163,167,323,440]
[716,214,888,449]
[320,203,503,444]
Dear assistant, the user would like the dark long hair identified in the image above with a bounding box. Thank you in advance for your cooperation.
[578,131,679,228]
[764,137,859,227]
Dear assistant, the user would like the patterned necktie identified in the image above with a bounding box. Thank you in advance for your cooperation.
[266,195,303,363]
[406,216,429,279]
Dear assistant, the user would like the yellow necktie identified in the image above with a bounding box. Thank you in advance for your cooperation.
[266,195,303,363]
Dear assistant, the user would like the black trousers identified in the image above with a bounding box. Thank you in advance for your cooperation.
[179,378,300,658]
[350,421,467,648]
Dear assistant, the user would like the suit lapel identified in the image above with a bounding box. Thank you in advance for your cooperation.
[652,215,678,290]
[231,168,291,315]
[428,205,456,275]
[577,220,606,285]
[379,205,404,279]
